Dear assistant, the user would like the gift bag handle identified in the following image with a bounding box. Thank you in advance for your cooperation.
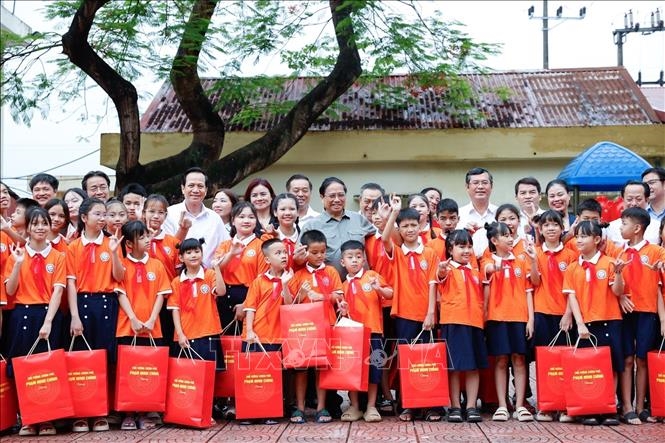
[658,336,664,356]
[130,333,157,347]
[221,319,240,336]
[411,328,435,346]
[572,333,597,354]
[244,339,268,356]
[547,329,572,348]
[0,353,6,363]
[26,337,51,359]
[68,334,93,352]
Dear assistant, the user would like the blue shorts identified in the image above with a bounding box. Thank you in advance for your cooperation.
[621,311,659,359]
[241,342,281,353]
[533,313,568,347]
[485,321,528,356]
[217,285,247,333]
[440,324,488,371]
[394,317,431,345]
[368,333,384,385]
[171,334,224,371]
[579,320,624,373]
[74,292,119,364]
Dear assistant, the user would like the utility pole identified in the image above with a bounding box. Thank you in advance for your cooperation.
[613,8,664,67]
[528,2,587,69]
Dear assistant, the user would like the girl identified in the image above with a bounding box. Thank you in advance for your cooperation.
[214,202,268,329]
[212,189,239,235]
[481,221,534,422]
[45,198,70,252]
[438,229,488,423]
[529,210,578,422]
[106,199,128,233]
[67,197,124,433]
[563,221,627,426]
[4,208,65,436]
[63,188,87,239]
[271,193,304,271]
[116,220,172,430]
[420,187,442,228]
[407,193,441,246]
[478,204,526,261]
[546,180,574,231]
[244,178,276,232]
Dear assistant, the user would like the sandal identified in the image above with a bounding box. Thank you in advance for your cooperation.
[581,417,599,426]
[363,406,382,422]
[466,407,482,423]
[18,425,37,436]
[38,422,56,436]
[447,407,463,423]
[558,413,575,423]
[263,418,279,425]
[72,419,90,433]
[315,408,332,423]
[425,408,442,422]
[92,417,110,432]
[621,411,642,425]
[377,399,395,414]
[121,416,137,431]
[145,411,163,426]
[492,406,510,422]
[514,406,534,422]
[222,406,236,420]
[341,406,363,422]
[399,408,414,422]
[137,415,156,430]
[602,415,620,426]
[290,409,306,424]
[638,409,657,423]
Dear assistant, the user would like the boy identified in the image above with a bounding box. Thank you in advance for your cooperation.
[287,229,343,423]
[119,183,148,222]
[616,207,665,424]
[429,198,480,270]
[338,240,393,422]
[3,197,40,245]
[382,195,440,422]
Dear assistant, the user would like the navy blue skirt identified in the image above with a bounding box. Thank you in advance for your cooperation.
[485,321,528,356]
[440,324,488,371]
[171,334,224,371]
[73,292,119,364]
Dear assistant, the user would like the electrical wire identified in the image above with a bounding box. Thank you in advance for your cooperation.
[3,149,101,180]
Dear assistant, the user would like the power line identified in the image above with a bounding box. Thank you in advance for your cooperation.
[3,148,101,180]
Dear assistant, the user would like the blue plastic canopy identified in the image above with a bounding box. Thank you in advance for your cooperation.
[557,141,653,191]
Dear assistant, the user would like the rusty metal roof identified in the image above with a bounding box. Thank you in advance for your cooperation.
[140,67,661,133]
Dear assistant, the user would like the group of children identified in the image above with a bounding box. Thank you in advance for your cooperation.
[0,173,664,436]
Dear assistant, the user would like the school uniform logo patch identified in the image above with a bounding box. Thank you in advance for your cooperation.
[45,264,55,274]
[0,243,6,253]
[514,267,522,278]
[164,246,172,254]
[596,270,607,280]
[517,253,526,261]
[420,260,428,270]
[321,276,330,286]
[246,249,256,257]
[362,283,372,292]
[558,262,568,271]
[200,284,210,294]
[147,272,156,281]
[641,255,649,264]
[99,252,111,262]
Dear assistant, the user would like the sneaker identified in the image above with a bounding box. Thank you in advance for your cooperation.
[559,413,575,423]
[535,411,553,422]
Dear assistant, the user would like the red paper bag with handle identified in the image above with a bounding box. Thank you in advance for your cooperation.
[12,338,75,425]
[562,336,616,416]
[0,354,18,431]
[648,338,665,417]
[164,348,216,428]
[114,336,169,412]
[214,322,242,398]
[235,346,283,420]
[536,330,572,412]
[280,302,331,368]
[66,335,108,418]
[398,330,450,408]
[319,318,370,391]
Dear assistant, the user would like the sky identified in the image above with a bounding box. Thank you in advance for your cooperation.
[1,0,664,197]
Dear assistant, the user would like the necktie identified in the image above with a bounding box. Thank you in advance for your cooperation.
[180,278,197,313]
[544,250,564,299]
[130,261,147,298]
[30,254,48,297]
[581,261,597,313]
[344,277,369,319]
[80,242,97,284]
[494,258,516,307]
[625,247,642,290]
[264,274,283,301]
[460,266,480,308]
[406,251,422,291]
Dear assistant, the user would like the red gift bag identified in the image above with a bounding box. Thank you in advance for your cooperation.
[398,331,450,408]
[319,320,371,391]
[12,338,75,425]
[214,323,243,398]
[478,356,498,404]
[164,349,216,428]
[280,302,331,368]
[562,337,616,416]
[647,338,665,417]
[536,330,572,412]
[235,347,283,420]
[0,354,18,431]
[114,336,169,412]
[66,335,108,418]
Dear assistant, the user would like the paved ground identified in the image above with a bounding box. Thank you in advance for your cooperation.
[1,417,663,442]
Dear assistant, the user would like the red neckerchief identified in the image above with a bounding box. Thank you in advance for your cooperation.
[494,257,516,307]
[581,260,597,313]
[263,274,283,301]
[312,267,332,297]
[180,278,198,313]
[406,250,423,291]
[150,238,169,263]
[80,242,97,283]
[282,238,296,270]
[624,246,643,290]
[130,260,148,299]
[369,236,384,268]
[345,274,368,319]
[459,266,480,308]
[544,250,564,299]
[419,231,429,246]
[30,253,48,297]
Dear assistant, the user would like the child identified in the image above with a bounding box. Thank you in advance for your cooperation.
[45,198,70,252]
[215,202,268,329]
[4,197,40,245]
[429,199,480,270]
[287,229,344,423]
[337,240,393,423]
[564,220,627,426]
[481,221,534,422]
[3,208,65,436]
[106,199,129,233]
[63,188,87,239]
[437,229,488,423]
[564,199,621,258]
[407,193,441,246]
[382,195,439,422]
[118,183,147,222]
[616,208,665,424]
[67,197,124,433]
[117,220,172,430]
[479,204,526,262]
[271,193,305,271]
[529,210,578,422]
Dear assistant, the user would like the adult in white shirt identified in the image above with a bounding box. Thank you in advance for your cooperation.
[286,174,320,223]
[607,181,660,246]
[642,167,665,221]
[164,167,229,268]
[457,167,498,231]
[514,177,544,238]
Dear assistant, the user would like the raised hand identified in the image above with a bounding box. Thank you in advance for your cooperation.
[179,211,192,231]
[108,228,124,252]
[9,243,25,264]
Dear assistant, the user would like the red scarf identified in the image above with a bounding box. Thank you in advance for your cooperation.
[406,250,423,292]
[312,268,332,297]
[150,238,169,263]
[581,260,597,313]
[130,261,148,298]
[345,275,368,319]
[494,258,516,307]
[460,266,480,308]
[544,250,564,299]
[80,242,97,283]
[624,247,643,290]
[283,238,296,269]
[180,278,198,313]
[263,274,283,301]
[30,254,49,297]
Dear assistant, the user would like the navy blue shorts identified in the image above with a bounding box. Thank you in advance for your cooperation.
[171,334,224,371]
[368,333,384,385]
[5,304,63,378]
[579,320,624,373]
[534,313,567,347]
[485,321,528,356]
[440,324,488,371]
[394,317,431,345]
[73,292,119,364]
[621,311,659,359]
[241,342,282,353]
[217,285,247,334]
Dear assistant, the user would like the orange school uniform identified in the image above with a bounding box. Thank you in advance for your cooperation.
[117,254,172,338]
[0,231,14,308]
[387,243,439,322]
[617,241,665,313]
[562,252,621,322]
[49,235,68,254]
[365,232,393,308]
[167,268,222,340]
[343,269,389,334]
[429,233,480,270]
[2,244,66,305]
[481,253,533,322]
[288,263,343,325]
[149,230,180,281]
[243,272,289,344]
[419,226,442,246]
[215,235,268,286]
[565,236,621,259]
[66,232,124,293]
[532,244,577,315]
[438,262,484,329]
[276,228,301,272]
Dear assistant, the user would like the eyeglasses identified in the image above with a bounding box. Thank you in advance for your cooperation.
[325,192,346,199]
[88,185,108,193]
[644,179,664,186]
[469,180,491,186]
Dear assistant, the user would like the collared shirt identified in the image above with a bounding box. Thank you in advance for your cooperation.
[300,210,375,275]
[647,203,665,221]
[164,201,230,268]
[299,206,320,223]
[518,208,544,238]
[457,202,498,229]
[80,231,104,246]
[606,217,660,247]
